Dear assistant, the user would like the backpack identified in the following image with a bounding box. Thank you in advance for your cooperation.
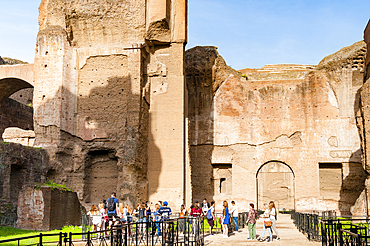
[206,208,213,220]
[107,198,116,212]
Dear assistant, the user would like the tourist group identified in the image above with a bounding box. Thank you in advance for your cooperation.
[86,192,281,242]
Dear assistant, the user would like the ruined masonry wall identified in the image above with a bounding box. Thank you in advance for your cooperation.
[32,0,187,208]
[186,44,366,214]
[17,186,82,231]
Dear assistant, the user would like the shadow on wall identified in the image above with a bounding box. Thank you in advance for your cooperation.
[34,69,161,208]
[339,149,367,215]
[186,47,219,204]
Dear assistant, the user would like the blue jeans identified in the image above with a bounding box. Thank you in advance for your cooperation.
[261,222,272,239]
[233,217,238,231]
[155,222,161,236]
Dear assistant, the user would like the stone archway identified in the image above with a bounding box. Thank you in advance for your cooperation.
[0,72,34,141]
[0,64,34,104]
[256,161,295,211]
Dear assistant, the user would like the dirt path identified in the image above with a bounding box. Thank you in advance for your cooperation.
[204,214,321,245]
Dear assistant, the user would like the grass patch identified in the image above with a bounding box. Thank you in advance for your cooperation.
[0,225,83,245]
[35,178,72,192]
[0,219,224,245]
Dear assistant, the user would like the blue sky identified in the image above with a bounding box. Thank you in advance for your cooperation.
[0,0,369,70]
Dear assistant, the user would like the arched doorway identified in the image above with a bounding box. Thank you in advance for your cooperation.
[0,77,34,141]
[256,161,295,211]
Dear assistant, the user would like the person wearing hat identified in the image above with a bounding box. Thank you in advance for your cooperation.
[158,201,172,221]
[158,201,172,240]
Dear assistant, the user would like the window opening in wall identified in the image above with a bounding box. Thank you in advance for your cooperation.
[319,163,342,199]
[212,163,232,196]
[10,165,25,206]
[220,178,226,193]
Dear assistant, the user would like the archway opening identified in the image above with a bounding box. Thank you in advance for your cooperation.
[256,161,295,211]
[0,78,34,142]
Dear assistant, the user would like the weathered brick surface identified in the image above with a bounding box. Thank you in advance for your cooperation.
[187,44,366,214]
[17,186,83,230]
[31,0,188,209]
[0,142,49,225]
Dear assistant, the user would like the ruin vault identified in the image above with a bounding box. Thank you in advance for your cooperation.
[1,1,370,216]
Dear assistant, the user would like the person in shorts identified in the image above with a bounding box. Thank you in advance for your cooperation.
[207,201,215,235]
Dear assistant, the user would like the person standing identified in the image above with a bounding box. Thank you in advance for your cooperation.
[230,201,239,232]
[158,201,172,220]
[258,203,272,242]
[99,203,108,238]
[178,204,187,234]
[246,203,257,240]
[206,201,215,236]
[269,201,280,241]
[153,203,162,236]
[190,201,202,235]
[201,198,210,216]
[138,202,146,234]
[158,201,172,240]
[221,200,230,238]
[87,205,100,232]
[123,204,132,236]
[106,192,119,223]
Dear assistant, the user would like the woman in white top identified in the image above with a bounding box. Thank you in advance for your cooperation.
[87,205,101,232]
[258,203,272,242]
[269,201,280,241]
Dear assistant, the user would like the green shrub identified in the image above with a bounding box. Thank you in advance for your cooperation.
[35,178,73,192]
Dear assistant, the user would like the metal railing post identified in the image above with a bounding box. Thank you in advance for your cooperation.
[69,232,72,246]
[338,224,343,246]
[125,224,128,246]
[87,231,90,246]
[39,233,43,246]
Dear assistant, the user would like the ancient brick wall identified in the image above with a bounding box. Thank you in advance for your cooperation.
[17,186,83,230]
[0,142,49,225]
[32,0,188,209]
[186,43,366,214]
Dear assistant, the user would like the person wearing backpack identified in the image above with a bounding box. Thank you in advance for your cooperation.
[206,201,215,235]
[106,192,119,223]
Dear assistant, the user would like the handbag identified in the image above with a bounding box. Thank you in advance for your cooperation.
[264,221,272,227]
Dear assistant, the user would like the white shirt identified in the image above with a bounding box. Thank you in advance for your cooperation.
[230,205,238,217]
[269,207,276,220]
[202,203,209,214]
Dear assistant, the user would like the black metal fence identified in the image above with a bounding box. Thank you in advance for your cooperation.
[0,217,205,246]
[0,211,250,246]
[0,232,68,246]
[291,210,370,246]
[292,211,321,241]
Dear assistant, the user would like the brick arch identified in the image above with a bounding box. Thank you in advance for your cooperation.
[0,64,34,104]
